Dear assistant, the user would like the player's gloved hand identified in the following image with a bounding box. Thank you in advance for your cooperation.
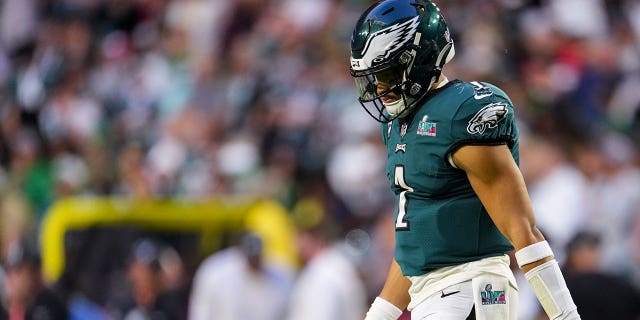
[364,297,403,320]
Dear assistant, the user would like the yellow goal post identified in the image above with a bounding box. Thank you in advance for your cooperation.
[40,196,298,283]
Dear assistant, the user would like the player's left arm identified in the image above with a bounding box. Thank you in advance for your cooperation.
[452,144,580,319]
[451,144,545,259]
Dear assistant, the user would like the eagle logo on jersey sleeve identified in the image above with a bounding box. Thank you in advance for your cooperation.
[466,103,508,134]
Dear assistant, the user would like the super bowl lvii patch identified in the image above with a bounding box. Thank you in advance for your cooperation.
[417,115,436,136]
[481,284,506,305]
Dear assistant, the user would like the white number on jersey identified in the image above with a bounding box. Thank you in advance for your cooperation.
[394,165,413,230]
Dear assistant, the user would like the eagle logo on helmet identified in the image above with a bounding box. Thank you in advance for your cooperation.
[351,16,420,71]
[467,103,508,134]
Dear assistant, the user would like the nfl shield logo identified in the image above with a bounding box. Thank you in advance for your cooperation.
[417,115,436,136]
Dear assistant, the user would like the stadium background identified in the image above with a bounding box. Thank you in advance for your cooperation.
[0,0,639,319]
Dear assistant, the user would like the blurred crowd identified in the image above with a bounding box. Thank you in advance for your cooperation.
[0,0,639,319]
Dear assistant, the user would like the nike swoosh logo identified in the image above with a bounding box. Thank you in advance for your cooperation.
[474,92,492,100]
[441,290,460,298]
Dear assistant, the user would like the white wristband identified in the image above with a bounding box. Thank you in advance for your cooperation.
[364,297,403,320]
[515,240,554,268]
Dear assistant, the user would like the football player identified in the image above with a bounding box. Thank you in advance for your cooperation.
[349,1,581,319]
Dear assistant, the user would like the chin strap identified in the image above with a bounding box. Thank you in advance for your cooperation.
[424,42,454,92]
[384,99,405,117]
[436,76,450,89]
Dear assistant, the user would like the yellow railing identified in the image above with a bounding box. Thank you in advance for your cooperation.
[40,196,297,283]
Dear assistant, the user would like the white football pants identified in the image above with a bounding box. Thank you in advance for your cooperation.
[410,274,518,320]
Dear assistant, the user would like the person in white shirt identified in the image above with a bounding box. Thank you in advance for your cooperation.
[188,233,294,320]
[286,199,367,320]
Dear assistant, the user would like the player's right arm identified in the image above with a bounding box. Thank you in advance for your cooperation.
[378,258,411,309]
[364,258,409,320]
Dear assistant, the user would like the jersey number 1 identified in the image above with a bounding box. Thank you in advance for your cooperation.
[394,166,412,230]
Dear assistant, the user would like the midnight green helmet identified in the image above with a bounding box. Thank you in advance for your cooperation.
[350,0,455,122]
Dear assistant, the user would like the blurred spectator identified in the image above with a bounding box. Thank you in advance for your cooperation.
[286,198,367,320]
[548,0,609,39]
[520,134,587,260]
[356,207,395,298]
[2,128,54,220]
[561,231,640,320]
[0,265,9,320]
[2,237,68,320]
[0,0,37,51]
[325,137,389,217]
[569,134,640,281]
[123,238,187,320]
[0,190,34,261]
[67,292,110,320]
[188,233,293,320]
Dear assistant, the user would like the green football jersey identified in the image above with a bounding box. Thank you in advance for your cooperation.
[381,80,517,276]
